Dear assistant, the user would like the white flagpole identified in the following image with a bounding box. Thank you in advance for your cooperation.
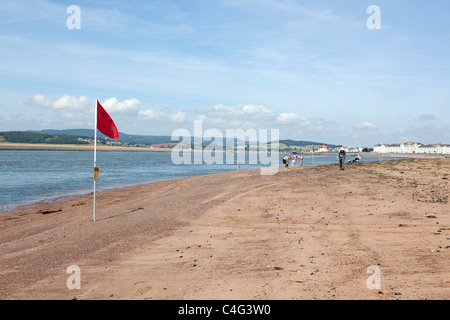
[93,99,98,221]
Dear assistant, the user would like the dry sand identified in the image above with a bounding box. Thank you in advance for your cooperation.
[0,158,449,300]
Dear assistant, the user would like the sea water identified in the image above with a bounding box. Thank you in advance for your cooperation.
[0,150,404,211]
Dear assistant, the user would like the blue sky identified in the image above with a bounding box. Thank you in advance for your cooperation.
[0,0,449,146]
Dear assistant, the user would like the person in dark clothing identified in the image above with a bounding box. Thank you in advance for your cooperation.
[337,148,346,170]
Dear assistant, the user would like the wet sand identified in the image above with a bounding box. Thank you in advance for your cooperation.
[0,158,449,300]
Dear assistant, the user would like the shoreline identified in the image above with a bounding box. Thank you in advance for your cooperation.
[2,142,450,159]
[1,157,449,300]
[0,154,412,213]
[0,142,171,152]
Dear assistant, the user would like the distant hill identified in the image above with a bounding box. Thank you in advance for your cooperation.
[278,139,339,148]
[0,131,91,145]
[1,129,340,151]
[31,129,173,145]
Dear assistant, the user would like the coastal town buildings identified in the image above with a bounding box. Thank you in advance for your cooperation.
[317,144,328,152]
[374,142,450,154]
[341,146,364,153]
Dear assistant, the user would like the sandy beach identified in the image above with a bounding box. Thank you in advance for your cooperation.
[0,158,449,300]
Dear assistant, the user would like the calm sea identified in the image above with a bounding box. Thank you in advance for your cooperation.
[0,150,403,211]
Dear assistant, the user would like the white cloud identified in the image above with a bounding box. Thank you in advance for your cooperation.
[193,104,277,126]
[30,94,146,114]
[187,104,346,144]
[355,121,377,129]
[30,94,53,108]
[241,104,272,115]
[24,96,449,147]
[30,94,90,111]
[101,97,142,114]
[277,113,299,124]
[54,95,90,111]
[170,112,187,123]
[138,109,159,120]
[138,109,187,123]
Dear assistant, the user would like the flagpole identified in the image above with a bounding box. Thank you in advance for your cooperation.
[93,99,98,222]
[92,100,120,222]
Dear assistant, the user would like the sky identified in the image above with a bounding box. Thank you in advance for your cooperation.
[0,0,449,147]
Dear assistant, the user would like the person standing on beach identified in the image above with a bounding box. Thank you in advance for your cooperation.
[300,153,304,166]
[283,156,290,168]
[337,148,346,170]
[291,152,297,167]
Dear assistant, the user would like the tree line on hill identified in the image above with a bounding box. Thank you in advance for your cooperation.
[0,130,341,151]
[0,131,94,145]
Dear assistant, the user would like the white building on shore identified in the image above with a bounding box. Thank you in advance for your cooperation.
[342,146,363,153]
[374,142,450,155]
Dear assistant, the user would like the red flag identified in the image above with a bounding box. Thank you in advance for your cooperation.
[96,100,120,139]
